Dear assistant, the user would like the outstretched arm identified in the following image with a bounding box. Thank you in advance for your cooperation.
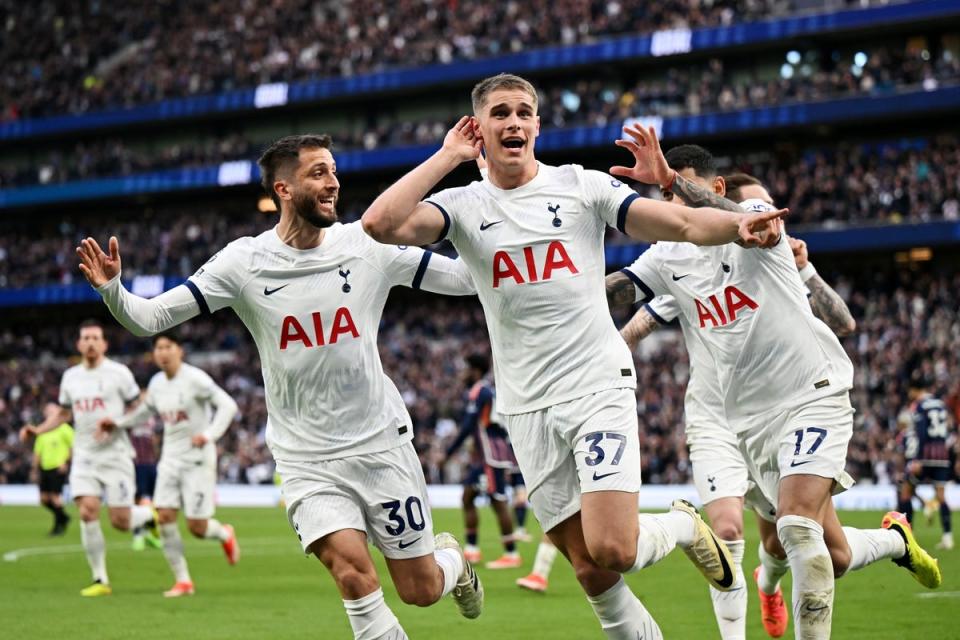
[197,383,239,446]
[78,237,200,336]
[611,124,785,246]
[362,116,483,246]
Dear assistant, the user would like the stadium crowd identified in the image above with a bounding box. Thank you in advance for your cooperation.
[2,131,958,289]
[2,267,958,488]
[4,44,957,189]
[3,0,807,121]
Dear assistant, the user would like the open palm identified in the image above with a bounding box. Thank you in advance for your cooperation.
[610,124,672,186]
[77,236,122,287]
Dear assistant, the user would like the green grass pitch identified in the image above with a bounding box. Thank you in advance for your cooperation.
[2,506,957,638]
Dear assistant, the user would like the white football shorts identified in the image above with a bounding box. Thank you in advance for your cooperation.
[277,442,435,560]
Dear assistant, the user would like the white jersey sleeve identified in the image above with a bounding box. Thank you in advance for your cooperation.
[192,368,238,442]
[580,169,641,232]
[424,184,473,245]
[118,364,141,404]
[645,295,680,325]
[369,242,475,295]
[621,246,670,303]
[186,239,255,313]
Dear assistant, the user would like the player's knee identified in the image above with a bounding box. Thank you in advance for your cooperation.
[395,582,440,607]
[332,566,379,600]
[157,510,177,526]
[587,539,636,573]
[109,512,130,530]
[829,542,852,577]
[712,519,743,542]
[571,559,612,592]
[187,520,207,537]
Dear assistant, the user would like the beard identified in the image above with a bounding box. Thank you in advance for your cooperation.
[292,190,337,229]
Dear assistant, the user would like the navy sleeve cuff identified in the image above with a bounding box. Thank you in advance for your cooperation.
[412,251,432,290]
[643,303,670,325]
[425,201,451,243]
[619,268,655,303]
[184,280,211,316]
[616,192,640,234]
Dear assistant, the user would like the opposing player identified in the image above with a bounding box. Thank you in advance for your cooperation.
[77,134,483,638]
[97,332,241,597]
[443,353,522,568]
[612,150,859,639]
[29,403,73,536]
[362,73,788,638]
[19,320,160,596]
[611,123,941,639]
[898,373,954,550]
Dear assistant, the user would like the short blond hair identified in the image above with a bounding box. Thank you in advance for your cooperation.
[471,73,538,114]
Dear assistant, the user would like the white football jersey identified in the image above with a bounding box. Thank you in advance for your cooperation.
[426,163,639,414]
[186,222,475,461]
[58,358,140,460]
[623,237,853,432]
[645,296,727,438]
[141,363,230,465]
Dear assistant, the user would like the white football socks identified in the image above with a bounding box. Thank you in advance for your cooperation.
[434,547,463,598]
[130,504,154,530]
[778,515,834,640]
[757,542,790,595]
[80,519,108,584]
[632,511,694,572]
[587,577,664,640]
[710,539,746,640]
[532,540,559,578]
[343,588,408,640]
[840,526,905,576]
[160,523,192,583]
[203,518,230,542]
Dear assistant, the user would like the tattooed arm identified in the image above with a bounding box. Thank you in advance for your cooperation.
[806,274,856,336]
[620,306,660,350]
[606,271,637,309]
[790,237,856,336]
[670,173,744,212]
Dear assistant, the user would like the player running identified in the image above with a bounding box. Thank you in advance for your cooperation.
[19,320,160,596]
[612,122,942,639]
[611,149,858,639]
[897,373,955,550]
[443,353,522,569]
[97,332,241,597]
[362,72,787,639]
[77,134,483,638]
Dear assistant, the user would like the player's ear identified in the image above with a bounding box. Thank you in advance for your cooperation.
[714,175,726,196]
[274,179,292,203]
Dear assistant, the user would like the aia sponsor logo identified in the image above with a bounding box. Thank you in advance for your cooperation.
[279,307,359,350]
[492,241,578,288]
[695,286,758,328]
[73,398,106,413]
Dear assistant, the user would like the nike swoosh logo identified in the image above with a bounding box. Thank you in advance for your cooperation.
[790,460,812,467]
[264,284,289,296]
[398,537,422,550]
[672,274,690,281]
[710,529,735,589]
[805,604,829,612]
[592,471,620,481]
[480,220,504,230]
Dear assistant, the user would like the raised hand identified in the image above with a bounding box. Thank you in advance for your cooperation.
[442,116,483,163]
[789,236,809,268]
[739,208,790,248]
[610,124,673,187]
[18,425,36,443]
[77,236,122,287]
